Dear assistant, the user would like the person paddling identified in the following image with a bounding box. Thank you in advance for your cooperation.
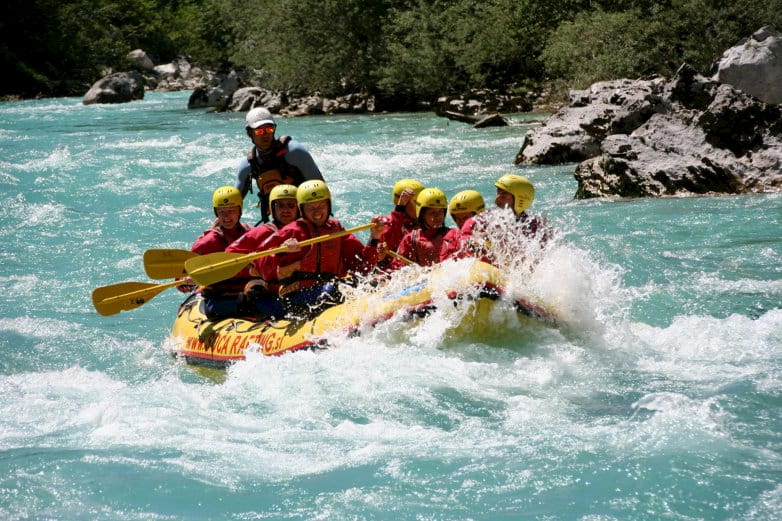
[226,184,299,320]
[379,178,425,252]
[226,184,299,255]
[186,186,253,319]
[255,180,385,316]
[234,107,323,224]
[449,189,486,233]
[493,173,550,245]
[393,188,462,268]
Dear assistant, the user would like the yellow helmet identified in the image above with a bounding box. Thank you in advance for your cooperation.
[495,173,534,213]
[392,179,425,204]
[268,184,297,213]
[415,187,447,218]
[448,190,485,215]
[212,186,243,208]
[297,180,331,205]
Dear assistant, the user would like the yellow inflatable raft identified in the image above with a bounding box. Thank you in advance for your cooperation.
[169,260,554,367]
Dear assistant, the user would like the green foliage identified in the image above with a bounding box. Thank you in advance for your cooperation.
[231,0,391,95]
[378,0,575,99]
[541,10,651,88]
[541,0,782,90]
[2,0,780,100]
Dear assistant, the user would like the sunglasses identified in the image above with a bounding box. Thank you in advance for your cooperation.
[252,126,275,136]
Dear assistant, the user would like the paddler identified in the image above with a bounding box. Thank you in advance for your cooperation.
[226,184,299,255]
[254,180,385,316]
[379,178,425,252]
[392,188,462,268]
[493,173,551,245]
[234,107,323,224]
[226,184,300,320]
[184,186,254,319]
[448,189,486,233]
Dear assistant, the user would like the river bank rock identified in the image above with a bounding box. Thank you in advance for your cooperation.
[434,89,533,118]
[571,65,782,198]
[126,49,155,72]
[515,77,667,164]
[82,71,144,105]
[713,26,782,105]
[517,51,782,199]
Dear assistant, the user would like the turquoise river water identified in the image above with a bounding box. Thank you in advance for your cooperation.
[0,91,780,520]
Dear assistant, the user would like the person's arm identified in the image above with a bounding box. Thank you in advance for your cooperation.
[285,141,323,181]
[234,158,254,197]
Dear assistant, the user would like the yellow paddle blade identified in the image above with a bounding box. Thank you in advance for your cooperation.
[143,249,198,279]
[91,280,180,316]
[185,222,375,287]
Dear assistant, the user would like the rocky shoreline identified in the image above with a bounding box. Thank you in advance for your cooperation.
[516,27,782,199]
[81,49,538,120]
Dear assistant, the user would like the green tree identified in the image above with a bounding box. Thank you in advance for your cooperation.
[541,0,782,92]
[541,9,651,88]
[231,0,392,95]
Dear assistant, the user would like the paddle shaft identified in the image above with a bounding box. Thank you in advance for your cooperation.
[185,222,374,287]
[101,280,180,304]
[386,250,413,265]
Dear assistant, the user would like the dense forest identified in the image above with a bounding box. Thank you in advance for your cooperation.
[2,0,780,101]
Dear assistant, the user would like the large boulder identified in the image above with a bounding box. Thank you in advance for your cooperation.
[82,71,144,105]
[150,56,209,92]
[226,87,286,113]
[187,71,241,110]
[573,71,782,198]
[516,78,666,164]
[713,26,782,105]
[126,49,154,72]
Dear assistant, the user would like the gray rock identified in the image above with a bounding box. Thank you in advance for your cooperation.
[227,87,265,112]
[187,71,240,110]
[518,41,782,199]
[127,49,154,72]
[516,78,666,164]
[434,88,533,119]
[474,113,508,128]
[82,71,144,105]
[574,82,782,198]
[153,63,178,78]
[713,26,782,105]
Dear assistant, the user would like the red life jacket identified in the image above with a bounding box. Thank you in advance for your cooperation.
[380,209,418,253]
[191,222,253,293]
[191,222,252,255]
[403,227,460,267]
[225,222,278,254]
[278,218,344,295]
